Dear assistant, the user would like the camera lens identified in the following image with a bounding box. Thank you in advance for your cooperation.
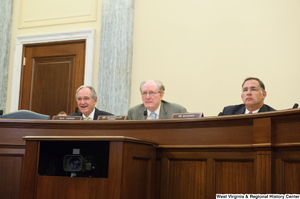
[69,157,81,169]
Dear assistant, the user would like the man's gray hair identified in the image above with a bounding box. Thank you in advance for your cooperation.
[140,80,165,93]
[76,85,97,100]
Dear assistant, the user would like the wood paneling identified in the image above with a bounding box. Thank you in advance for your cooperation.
[155,159,162,199]
[30,56,75,116]
[21,138,157,199]
[215,160,255,193]
[20,41,85,117]
[36,176,107,199]
[168,159,206,199]
[21,140,39,199]
[107,142,124,199]
[275,149,300,194]
[0,155,23,199]
[284,161,300,193]
[256,151,272,193]
[121,142,156,199]
[1,109,300,198]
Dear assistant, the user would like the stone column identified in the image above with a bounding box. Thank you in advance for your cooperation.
[0,0,14,113]
[97,0,134,115]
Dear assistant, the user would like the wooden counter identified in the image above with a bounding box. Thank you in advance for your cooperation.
[1,108,300,199]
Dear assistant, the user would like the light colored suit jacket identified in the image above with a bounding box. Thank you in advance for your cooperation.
[127,100,187,120]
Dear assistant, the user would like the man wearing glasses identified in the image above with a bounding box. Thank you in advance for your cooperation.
[69,85,113,120]
[127,80,187,120]
[218,77,276,116]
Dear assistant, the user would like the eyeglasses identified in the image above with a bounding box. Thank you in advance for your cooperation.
[141,92,159,97]
[76,97,91,102]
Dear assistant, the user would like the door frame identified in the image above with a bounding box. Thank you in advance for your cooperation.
[10,29,95,112]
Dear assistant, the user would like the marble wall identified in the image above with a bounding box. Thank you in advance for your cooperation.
[97,0,134,115]
[0,0,13,113]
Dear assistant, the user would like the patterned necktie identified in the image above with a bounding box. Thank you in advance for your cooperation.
[84,116,90,120]
[249,112,253,114]
[150,112,156,119]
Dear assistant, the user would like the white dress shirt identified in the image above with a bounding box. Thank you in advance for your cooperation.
[147,104,161,119]
[82,108,95,120]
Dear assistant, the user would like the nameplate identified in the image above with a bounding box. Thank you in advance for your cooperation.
[172,112,204,119]
[97,115,127,120]
[52,116,83,120]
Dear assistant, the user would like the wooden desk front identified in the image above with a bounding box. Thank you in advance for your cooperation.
[1,109,300,199]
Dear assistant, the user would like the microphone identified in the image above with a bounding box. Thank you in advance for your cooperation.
[0,110,3,118]
[293,103,299,109]
[144,110,147,118]
[75,107,79,116]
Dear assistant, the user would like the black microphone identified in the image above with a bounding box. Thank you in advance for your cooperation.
[0,110,3,118]
[144,110,147,118]
[75,107,79,116]
[293,103,299,109]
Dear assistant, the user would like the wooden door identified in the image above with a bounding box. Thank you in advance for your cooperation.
[19,40,86,118]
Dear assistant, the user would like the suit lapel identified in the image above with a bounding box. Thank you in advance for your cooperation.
[138,107,147,120]
[93,108,98,120]
[236,106,245,114]
[159,101,167,119]
[258,104,266,112]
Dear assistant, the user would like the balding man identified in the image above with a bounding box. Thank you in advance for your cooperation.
[69,85,113,120]
[127,80,187,120]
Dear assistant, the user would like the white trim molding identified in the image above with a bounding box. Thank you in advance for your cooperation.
[11,29,95,112]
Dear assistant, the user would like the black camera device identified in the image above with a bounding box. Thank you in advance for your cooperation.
[63,155,92,172]
[38,141,109,178]
[63,148,96,177]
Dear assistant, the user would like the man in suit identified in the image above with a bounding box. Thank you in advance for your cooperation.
[127,80,187,120]
[219,77,276,116]
[69,85,113,120]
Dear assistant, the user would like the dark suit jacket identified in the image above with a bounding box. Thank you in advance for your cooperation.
[127,100,187,120]
[68,107,113,120]
[218,104,276,116]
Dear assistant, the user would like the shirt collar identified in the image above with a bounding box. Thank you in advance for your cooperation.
[147,103,161,119]
[82,108,95,120]
[245,108,259,114]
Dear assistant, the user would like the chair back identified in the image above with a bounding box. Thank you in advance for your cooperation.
[2,110,50,120]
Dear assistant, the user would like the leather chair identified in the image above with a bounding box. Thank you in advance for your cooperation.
[2,110,50,120]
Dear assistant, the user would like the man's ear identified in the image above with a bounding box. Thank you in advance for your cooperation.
[262,90,267,99]
[160,92,164,99]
